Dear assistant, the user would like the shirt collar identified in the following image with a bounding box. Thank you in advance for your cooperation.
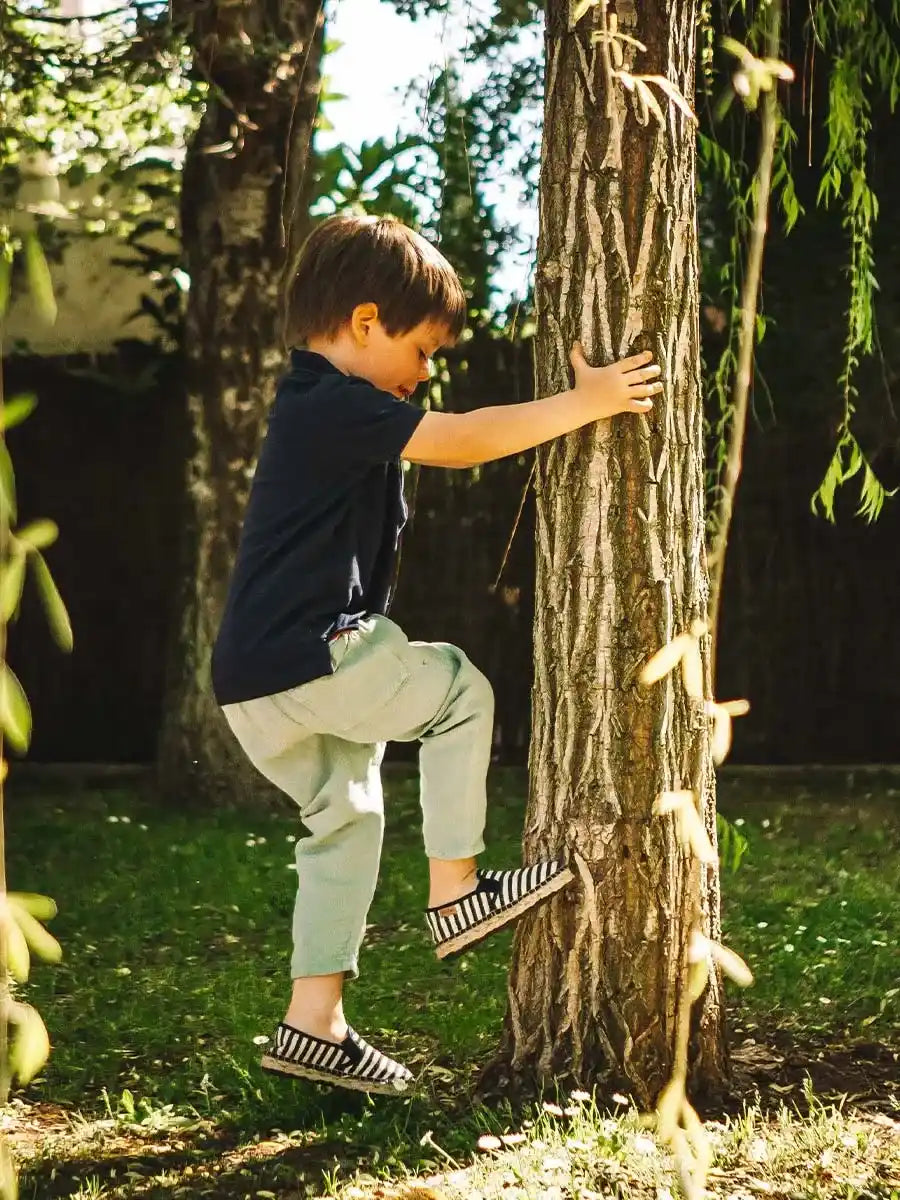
[290,348,344,377]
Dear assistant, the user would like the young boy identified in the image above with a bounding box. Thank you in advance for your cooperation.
[212,215,662,1095]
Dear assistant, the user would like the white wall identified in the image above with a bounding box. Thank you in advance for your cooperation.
[5,172,179,356]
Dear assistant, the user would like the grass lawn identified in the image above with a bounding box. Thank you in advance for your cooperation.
[4,767,899,1199]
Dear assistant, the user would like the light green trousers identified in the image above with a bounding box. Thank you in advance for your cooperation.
[221,615,493,979]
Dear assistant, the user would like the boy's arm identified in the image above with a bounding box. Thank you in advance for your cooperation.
[401,344,663,469]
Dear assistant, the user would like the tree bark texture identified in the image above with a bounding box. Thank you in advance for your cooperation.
[495,0,727,1104]
[157,0,323,804]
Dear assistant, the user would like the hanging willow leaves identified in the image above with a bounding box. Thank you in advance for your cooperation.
[0,664,31,754]
[30,552,73,652]
[0,256,10,323]
[806,0,898,517]
[0,396,37,435]
[708,938,754,987]
[0,551,26,624]
[8,1004,51,1087]
[0,443,16,525]
[15,519,58,552]
[6,898,62,967]
[23,233,57,326]
[8,893,57,922]
[639,634,692,685]
[0,1138,15,1200]
[653,791,717,864]
[687,956,710,1003]
[3,914,30,985]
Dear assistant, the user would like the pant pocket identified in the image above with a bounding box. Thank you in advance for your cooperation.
[279,630,410,735]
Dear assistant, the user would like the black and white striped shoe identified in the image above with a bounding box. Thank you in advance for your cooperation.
[425,859,574,960]
[260,1023,413,1095]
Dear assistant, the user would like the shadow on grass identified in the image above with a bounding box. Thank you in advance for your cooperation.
[19,1125,362,1200]
[15,1069,514,1200]
[15,1027,900,1200]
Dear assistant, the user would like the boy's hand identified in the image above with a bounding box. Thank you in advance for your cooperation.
[570,342,662,418]
[402,343,663,468]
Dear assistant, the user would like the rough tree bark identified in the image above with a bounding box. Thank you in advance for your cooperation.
[158,0,323,803]
[492,0,727,1103]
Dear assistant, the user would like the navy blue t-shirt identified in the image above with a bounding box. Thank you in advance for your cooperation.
[211,350,426,705]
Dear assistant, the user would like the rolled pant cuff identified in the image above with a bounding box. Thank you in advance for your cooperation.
[423,837,486,861]
[290,954,360,981]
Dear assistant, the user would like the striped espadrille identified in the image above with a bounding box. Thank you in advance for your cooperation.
[261,1023,413,1094]
[425,859,574,959]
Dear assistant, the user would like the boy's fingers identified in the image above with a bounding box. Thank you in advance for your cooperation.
[633,380,664,395]
[623,361,661,381]
[625,365,661,383]
[622,349,655,369]
[570,341,588,367]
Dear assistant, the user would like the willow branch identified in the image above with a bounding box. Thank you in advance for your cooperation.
[707,9,782,681]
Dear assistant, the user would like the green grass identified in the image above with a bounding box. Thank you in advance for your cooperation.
[4,769,900,1197]
[7,770,531,1144]
[717,774,900,1041]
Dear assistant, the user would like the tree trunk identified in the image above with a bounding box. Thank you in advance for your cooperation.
[157,0,323,804]
[492,0,727,1104]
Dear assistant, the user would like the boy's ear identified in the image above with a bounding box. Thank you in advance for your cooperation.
[350,302,379,345]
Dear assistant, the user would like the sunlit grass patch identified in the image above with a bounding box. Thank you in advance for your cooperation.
[313,1085,900,1200]
[718,779,900,1040]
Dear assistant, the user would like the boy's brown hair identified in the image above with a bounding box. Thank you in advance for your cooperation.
[285,215,467,347]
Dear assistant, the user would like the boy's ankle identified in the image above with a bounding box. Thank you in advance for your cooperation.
[285,972,346,1044]
[282,1009,348,1044]
[428,856,478,909]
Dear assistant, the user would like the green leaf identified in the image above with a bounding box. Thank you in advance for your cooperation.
[635,78,665,127]
[0,441,15,525]
[0,395,37,433]
[8,892,57,922]
[8,903,62,964]
[3,915,31,983]
[30,552,73,652]
[643,73,698,123]
[0,254,11,323]
[811,445,843,522]
[9,1003,51,1086]
[856,461,898,523]
[0,549,26,623]
[0,1135,16,1200]
[24,232,57,325]
[0,662,31,753]
[16,519,58,551]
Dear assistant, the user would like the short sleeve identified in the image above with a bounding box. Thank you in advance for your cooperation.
[318,375,425,464]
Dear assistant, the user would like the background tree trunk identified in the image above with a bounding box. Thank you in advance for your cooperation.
[157,0,323,804]
[491,0,727,1104]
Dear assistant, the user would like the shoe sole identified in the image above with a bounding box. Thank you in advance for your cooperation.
[435,865,575,960]
[260,1055,412,1095]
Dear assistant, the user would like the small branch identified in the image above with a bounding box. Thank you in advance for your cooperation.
[491,459,535,592]
[707,5,783,680]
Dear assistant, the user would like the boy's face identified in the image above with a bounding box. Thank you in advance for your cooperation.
[350,306,453,400]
